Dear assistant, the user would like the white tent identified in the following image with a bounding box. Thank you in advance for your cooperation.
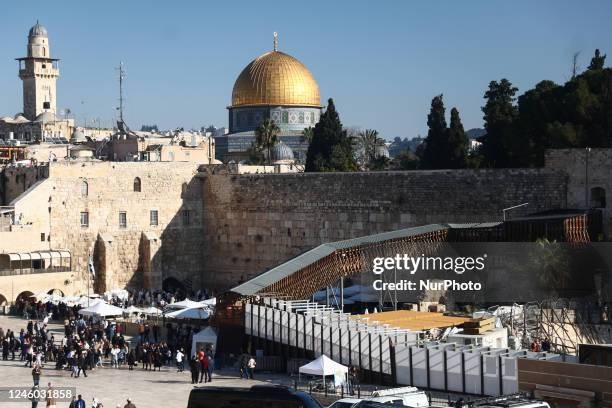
[191,326,218,355]
[141,306,163,315]
[78,301,125,317]
[165,307,210,320]
[201,297,216,306]
[299,355,348,388]
[123,305,142,314]
[165,299,206,310]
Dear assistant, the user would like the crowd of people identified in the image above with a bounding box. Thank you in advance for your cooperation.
[1,288,219,407]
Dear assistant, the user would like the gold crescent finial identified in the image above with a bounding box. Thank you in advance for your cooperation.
[273,32,278,51]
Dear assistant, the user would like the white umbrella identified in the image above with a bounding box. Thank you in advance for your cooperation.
[78,301,124,317]
[165,307,210,320]
[123,305,142,314]
[141,306,163,315]
[165,299,206,310]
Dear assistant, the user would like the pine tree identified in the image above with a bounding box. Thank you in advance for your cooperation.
[305,98,357,172]
[481,79,518,167]
[447,107,468,168]
[588,49,606,70]
[420,95,448,169]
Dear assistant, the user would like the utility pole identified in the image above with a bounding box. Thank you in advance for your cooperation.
[116,62,126,124]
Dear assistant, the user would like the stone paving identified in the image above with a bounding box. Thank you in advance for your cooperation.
[0,315,302,408]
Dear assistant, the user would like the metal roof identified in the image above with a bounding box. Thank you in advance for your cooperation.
[230,223,460,296]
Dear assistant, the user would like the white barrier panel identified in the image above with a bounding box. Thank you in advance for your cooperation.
[305,315,313,351]
[331,326,340,361]
[273,309,281,343]
[245,304,252,334]
[297,314,305,349]
[395,344,411,385]
[350,329,360,367]
[314,323,322,357]
[381,335,391,375]
[265,307,273,341]
[483,355,500,396]
[281,310,289,344]
[360,332,371,371]
[322,325,331,357]
[371,334,381,373]
[253,305,261,338]
[412,347,428,388]
[446,349,463,393]
[502,357,518,394]
[464,352,482,395]
[429,348,445,390]
[289,312,297,347]
[339,328,350,366]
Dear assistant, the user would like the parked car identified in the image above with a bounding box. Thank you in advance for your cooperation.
[188,385,322,408]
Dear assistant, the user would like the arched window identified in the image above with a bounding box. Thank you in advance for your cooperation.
[81,180,88,197]
[133,177,141,192]
[590,187,606,208]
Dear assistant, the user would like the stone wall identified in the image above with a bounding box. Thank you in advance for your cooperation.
[39,161,203,293]
[0,163,48,205]
[545,148,612,236]
[200,169,568,290]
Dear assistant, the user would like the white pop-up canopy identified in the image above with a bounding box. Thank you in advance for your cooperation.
[79,301,125,317]
[191,326,218,355]
[299,354,348,376]
[123,305,142,314]
[165,299,207,310]
[141,306,163,315]
[165,307,210,320]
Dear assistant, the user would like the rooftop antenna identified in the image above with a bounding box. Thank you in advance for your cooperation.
[273,32,278,51]
[116,62,126,124]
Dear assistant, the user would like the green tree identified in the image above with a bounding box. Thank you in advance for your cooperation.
[254,119,280,165]
[354,129,386,170]
[392,149,420,170]
[246,142,265,165]
[419,94,448,169]
[305,98,357,172]
[481,79,519,167]
[588,49,606,70]
[447,107,469,168]
[302,127,314,143]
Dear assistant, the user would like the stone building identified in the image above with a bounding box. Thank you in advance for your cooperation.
[0,22,74,143]
[215,33,320,163]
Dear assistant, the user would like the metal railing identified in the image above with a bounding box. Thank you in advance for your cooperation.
[0,266,71,277]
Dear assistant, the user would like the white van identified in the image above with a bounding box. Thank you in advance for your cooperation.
[368,387,430,407]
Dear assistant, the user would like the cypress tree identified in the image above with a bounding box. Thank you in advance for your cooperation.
[447,107,468,168]
[481,79,518,167]
[420,94,448,169]
[305,98,357,172]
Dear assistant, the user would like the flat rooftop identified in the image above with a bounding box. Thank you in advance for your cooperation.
[353,310,472,331]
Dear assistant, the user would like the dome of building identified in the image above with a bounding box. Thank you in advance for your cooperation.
[34,112,56,123]
[13,114,30,123]
[232,50,320,108]
[29,22,48,37]
[71,128,87,144]
[270,141,295,163]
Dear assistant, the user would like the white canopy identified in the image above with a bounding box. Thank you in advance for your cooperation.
[165,299,207,310]
[165,307,210,320]
[299,355,348,377]
[79,301,125,317]
[201,297,216,306]
[191,326,218,355]
[123,305,142,314]
[141,306,163,315]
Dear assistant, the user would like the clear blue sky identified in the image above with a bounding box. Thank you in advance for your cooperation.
[1,0,611,140]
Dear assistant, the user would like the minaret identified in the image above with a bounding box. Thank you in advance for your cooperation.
[16,22,60,120]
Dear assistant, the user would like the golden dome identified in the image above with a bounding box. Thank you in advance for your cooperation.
[231,50,320,107]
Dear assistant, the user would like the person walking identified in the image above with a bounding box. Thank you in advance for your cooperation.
[75,395,85,408]
[46,382,57,408]
[123,398,136,408]
[32,363,41,386]
[206,353,214,383]
[176,348,185,372]
[127,350,135,371]
[77,351,88,378]
[247,356,256,379]
[189,355,200,384]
